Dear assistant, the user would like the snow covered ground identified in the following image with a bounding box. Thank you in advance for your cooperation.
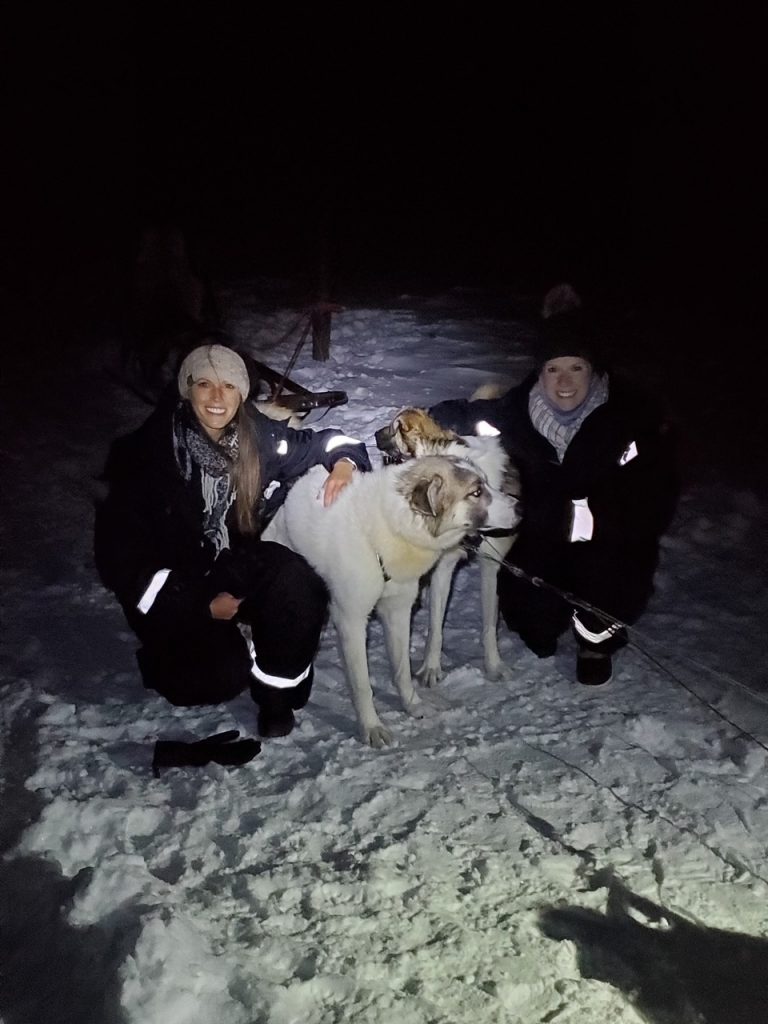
[2,278,767,1023]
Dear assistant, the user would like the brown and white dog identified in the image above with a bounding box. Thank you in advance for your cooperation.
[375,407,521,687]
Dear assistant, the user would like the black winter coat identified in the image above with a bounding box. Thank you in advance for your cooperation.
[94,394,370,631]
[430,373,679,636]
[431,372,678,554]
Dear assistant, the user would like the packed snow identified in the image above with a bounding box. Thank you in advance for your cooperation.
[2,278,767,1024]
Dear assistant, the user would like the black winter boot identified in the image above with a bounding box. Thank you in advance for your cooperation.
[576,650,613,686]
[519,631,558,659]
[257,702,296,738]
[250,680,296,738]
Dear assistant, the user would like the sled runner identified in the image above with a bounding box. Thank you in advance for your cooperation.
[243,355,348,416]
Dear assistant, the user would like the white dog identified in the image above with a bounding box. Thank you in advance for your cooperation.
[374,408,521,685]
[262,454,518,746]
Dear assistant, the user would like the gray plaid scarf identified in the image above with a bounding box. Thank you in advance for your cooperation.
[528,375,609,462]
[173,402,239,554]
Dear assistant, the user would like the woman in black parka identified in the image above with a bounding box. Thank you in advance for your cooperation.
[428,306,679,686]
[95,343,371,736]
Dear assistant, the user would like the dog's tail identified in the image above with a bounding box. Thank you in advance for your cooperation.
[541,282,582,319]
[255,400,309,429]
[470,382,509,401]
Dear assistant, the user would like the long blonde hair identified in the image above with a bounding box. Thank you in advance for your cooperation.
[232,403,262,534]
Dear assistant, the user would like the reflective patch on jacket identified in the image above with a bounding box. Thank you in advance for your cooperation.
[619,440,638,466]
[570,498,594,542]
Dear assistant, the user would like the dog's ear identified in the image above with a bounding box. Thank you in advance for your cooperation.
[393,411,421,456]
[395,410,419,433]
[410,473,445,518]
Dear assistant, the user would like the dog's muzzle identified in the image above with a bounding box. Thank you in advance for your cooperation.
[374,424,405,465]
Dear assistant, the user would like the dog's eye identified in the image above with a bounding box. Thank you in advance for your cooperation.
[469,487,484,498]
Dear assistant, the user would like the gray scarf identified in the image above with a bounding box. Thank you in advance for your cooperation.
[529,374,609,462]
[173,402,239,554]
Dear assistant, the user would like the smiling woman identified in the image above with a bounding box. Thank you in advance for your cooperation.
[426,286,679,687]
[188,377,241,439]
[94,342,371,742]
[540,356,593,412]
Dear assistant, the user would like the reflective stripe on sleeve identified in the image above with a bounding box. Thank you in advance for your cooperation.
[572,613,621,645]
[325,434,362,452]
[137,568,171,614]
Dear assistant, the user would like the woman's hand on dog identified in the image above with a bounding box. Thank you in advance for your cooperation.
[320,460,356,507]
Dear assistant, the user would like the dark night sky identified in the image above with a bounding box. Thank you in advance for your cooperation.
[6,8,764,336]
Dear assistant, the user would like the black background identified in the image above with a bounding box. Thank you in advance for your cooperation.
[5,7,765,343]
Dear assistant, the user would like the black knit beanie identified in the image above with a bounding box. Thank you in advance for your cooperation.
[534,308,608,376]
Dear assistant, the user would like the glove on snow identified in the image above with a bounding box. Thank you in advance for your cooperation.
[152,729,261,776]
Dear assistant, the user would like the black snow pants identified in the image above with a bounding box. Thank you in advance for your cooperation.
[498,537,660,655]
[134,541,328,710]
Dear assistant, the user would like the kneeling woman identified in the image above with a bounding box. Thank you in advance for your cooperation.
[428,307,679,686]
[95,343,370,736]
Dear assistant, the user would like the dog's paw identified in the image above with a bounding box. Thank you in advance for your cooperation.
[484,659,513,682]
[416,661,443,688]
[366,724,394,748]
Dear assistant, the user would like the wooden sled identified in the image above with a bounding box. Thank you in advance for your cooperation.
[243,355,348,418]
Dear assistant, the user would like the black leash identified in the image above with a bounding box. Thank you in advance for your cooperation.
[461,539,627,632]
[469,542,768,757]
